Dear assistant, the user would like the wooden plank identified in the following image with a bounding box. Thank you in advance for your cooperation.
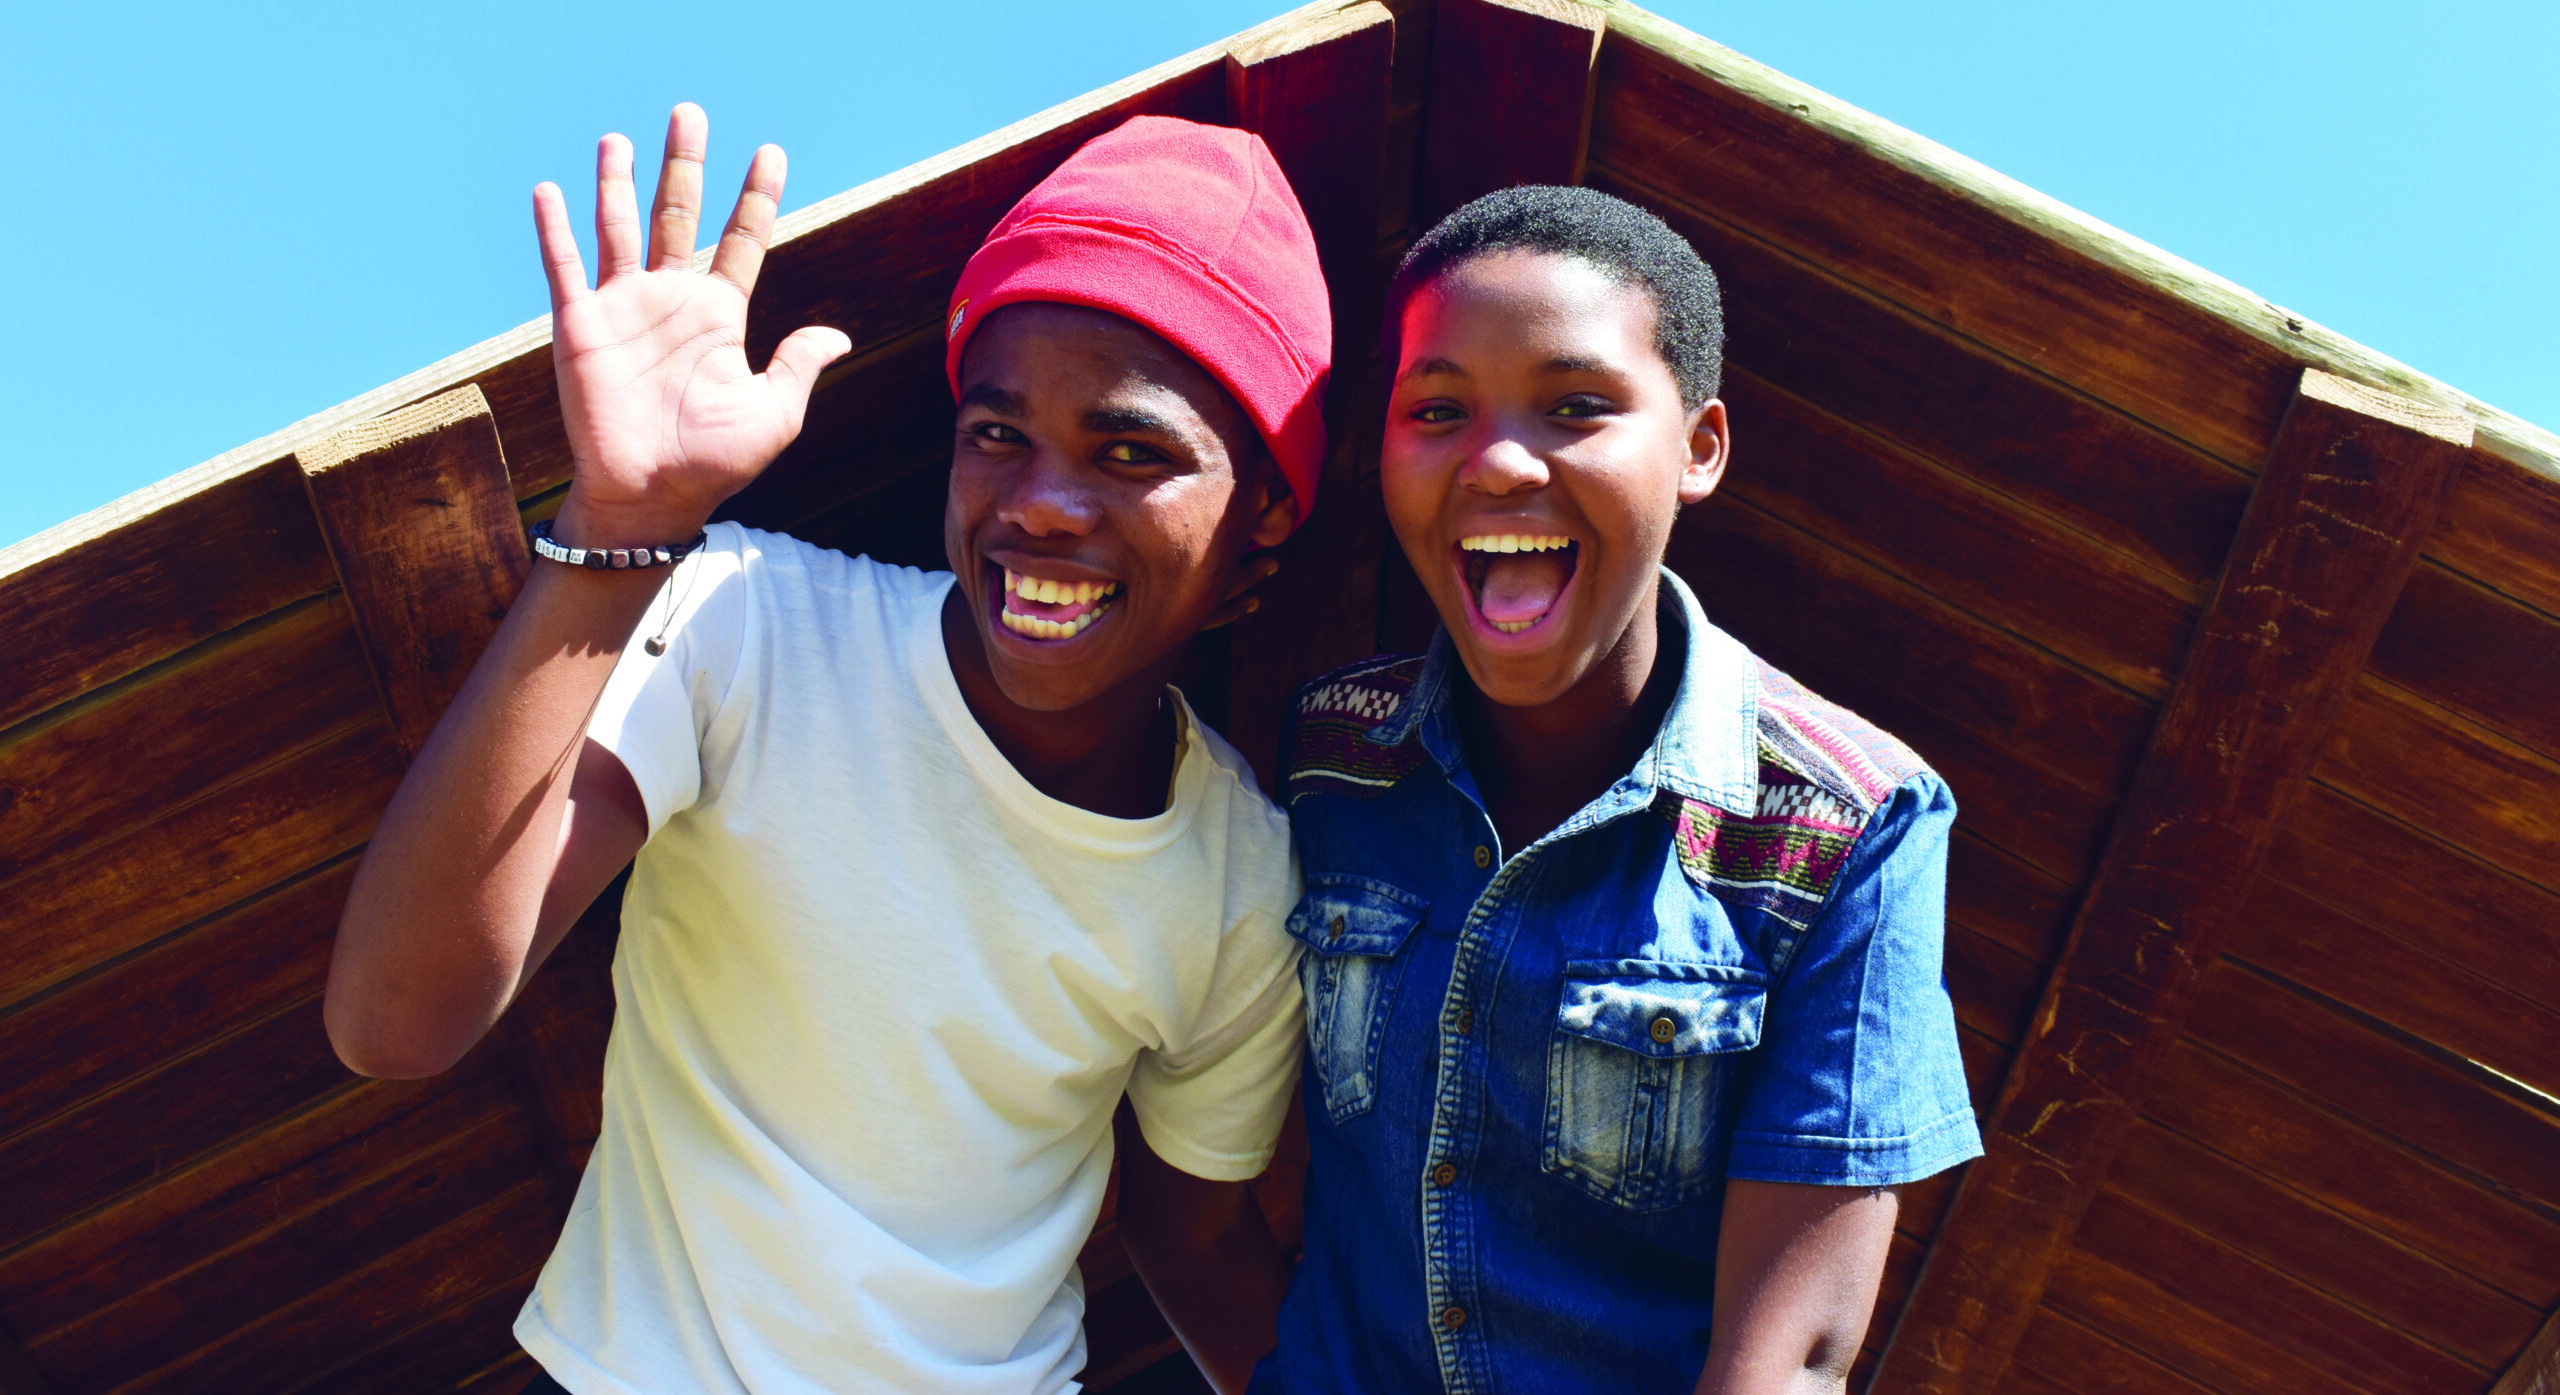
[297,384,528,763]
[710,331,955,541]
[0,858,349,1147]
[1943,924,2043,1050]
[1672,497,2145,882]
[1593,165,2248,589]
[2431,450,2560,620]
[109,1179,556,1395]
[2044,1245,2391,1395]
[2185,964,2560,1212]
[1719,367,2200,698]
[1220,0,1398,784]
[2371,561,2560,762]
[0,1338,52,1395]
[2010,1308,2219,1395]
[2269,785,2560,1018]
[1586,6,2559,485]
[28,1112,543,1392]
[1878,370,2477,1394]
[501,877,622,1178]
[2109,1122,2544,1369]
[2317,676,2560,893]
[1416,0,1603,225]
[0,716,401,1012]
[2146,1038,2560,1304]
[0,598,374,883]
[0,459,334,735]
[0,997,351,1256]
[0,1064,513,1339]
[293,1266,542,1395]
[2069,1189,2487,1393]
[2231,876,2560,1099]
[2493,1305,2560,1395]
[1948,830,2074,968]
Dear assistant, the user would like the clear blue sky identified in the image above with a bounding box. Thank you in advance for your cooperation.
[7,0,2551,549]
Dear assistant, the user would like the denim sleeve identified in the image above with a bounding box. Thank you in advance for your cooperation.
[1723,774,1984,1187]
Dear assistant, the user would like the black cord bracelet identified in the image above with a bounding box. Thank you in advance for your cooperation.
[528,518,709,571]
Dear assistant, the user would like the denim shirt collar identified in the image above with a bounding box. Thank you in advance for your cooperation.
[1364,567,1762,826]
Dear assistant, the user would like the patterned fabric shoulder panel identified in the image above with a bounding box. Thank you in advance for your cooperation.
[1283,653,1429,805]
[1663,661,1933,931]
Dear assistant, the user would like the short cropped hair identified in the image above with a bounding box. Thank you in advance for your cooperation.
[1385,186,1725,409]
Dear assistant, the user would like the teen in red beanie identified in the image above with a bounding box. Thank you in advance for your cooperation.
[331,101,1327,1395]
[948,114,1333,523]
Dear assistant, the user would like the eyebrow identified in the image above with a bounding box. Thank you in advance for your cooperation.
[1396,356,1469,385]
[956,383,1028,415]
[1083,406,1181,436]
[1542,355,1616,377]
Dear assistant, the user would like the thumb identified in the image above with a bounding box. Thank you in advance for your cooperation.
[766,325,854,418]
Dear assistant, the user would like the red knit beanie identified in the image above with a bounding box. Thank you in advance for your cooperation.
[944,115,1332,527]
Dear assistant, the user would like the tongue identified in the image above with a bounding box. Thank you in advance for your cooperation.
[1478,552,1570,624]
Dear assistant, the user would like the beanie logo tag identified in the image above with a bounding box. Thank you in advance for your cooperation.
[947,299,969,341]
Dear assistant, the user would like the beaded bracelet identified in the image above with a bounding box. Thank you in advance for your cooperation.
[528,518,708,571]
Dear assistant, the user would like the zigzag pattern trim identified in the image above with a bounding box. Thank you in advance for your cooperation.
[1753,661,1928,813]
[1285,654,1428,805]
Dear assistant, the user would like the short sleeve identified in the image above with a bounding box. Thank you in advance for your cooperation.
[1724,774,1984,1187]
[587,523,754,837]
[1126,895,1307,1183]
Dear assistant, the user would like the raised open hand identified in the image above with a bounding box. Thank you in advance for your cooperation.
[534,104,851,540]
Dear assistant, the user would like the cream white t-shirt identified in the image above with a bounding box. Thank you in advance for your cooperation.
[515,524,1305,1395]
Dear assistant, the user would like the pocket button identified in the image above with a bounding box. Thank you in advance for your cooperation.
[1649,1014,1677,1044]
[1329,914,1345,941]
[1472,845,1492,869]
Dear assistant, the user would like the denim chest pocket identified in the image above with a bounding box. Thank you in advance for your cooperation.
[1542,960,1767,1212]
[1286,876,1428,1125]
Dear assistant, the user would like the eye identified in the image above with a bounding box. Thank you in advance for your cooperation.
[1408,401,1466,425]
[1550,394,1615,419]
[965,420,1027,447]
[1100,440,1169,465]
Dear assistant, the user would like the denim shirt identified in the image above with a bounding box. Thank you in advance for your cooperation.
[1252,571,1982,1395]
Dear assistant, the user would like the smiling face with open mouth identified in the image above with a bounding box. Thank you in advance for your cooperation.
[943,303,1294,718]
[1383,249,1728,711]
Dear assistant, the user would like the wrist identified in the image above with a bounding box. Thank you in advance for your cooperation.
[552,490,714,549]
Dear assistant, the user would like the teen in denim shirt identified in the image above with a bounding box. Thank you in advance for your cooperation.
[1253,189,1982,1394]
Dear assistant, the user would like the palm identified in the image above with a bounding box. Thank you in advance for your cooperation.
[534,106,849,531]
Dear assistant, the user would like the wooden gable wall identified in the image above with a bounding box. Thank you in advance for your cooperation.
[1,1,2555,1392]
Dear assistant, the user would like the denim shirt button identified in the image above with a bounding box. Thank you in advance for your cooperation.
[1441,1306,1467,1330]
[1472,844,1492,869]
[1649,1015,1677,1044]
[1328,914,1345,941]
[1431,1162,1457,1187]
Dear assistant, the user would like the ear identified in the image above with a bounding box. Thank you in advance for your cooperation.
[1678,398,1731,506]
[1246,464,1301,549]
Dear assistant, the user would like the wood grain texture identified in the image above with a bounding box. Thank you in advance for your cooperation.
[291,1265,543,1395]
[1594,165,2249,589]
[2371,561,2560,763]
[0,458,334,735]
[2045,1244,2393,1395]
[2147,1035,2560,1306]
[2107,1122,2543,1369]
[2267,783,2560,1018]
[0,858,351,1148]
[0,1064,513,1342]
[2067,1188,2486,1393]
[1416,0,1603,225]
[1220,0,1399,784]
[0,717,401,1012]
[0,597,375,883]
[1877,370,2477,1394]
[2010,1308,2217,1395]
[2229,876,2560,1099]
[297,384,528,763]
[2493,1304,2560,1395]
[1717,368,2201,699]
[2316,677,2560,893]
[2431,450,2560,619]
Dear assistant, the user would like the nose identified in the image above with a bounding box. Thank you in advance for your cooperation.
[996,449,1101,538]
[1458,426,1550,497]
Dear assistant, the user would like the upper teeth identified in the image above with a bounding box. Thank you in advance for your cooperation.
[1460,535,1571,553]
[1003,570,1120,605]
